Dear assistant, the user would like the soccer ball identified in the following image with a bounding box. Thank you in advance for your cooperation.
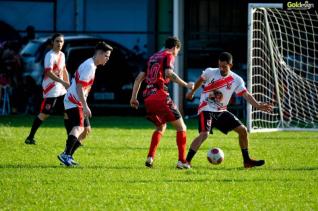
[207,147,224,165]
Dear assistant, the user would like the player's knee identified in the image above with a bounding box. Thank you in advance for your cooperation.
[38,113,49,120]
[70,126,84,137]
[177,124,186,132]
[199,131,209,140]
[84,127,91,138]
[64,113,68,119]
[156,124,166,133]
[179,121,187,131]
[237,125,248,137]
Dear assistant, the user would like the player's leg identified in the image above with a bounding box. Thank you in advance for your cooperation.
[185,111,212,165]
[145,123,166,167]
[25,98,54,144]
[169,117,188,168]
[70,118,91,157]
[58,107,84,166]
[143,96,167,168]
[233,125,265,168]
[164,97,188,169]
[215,111,265,168]
[63,112,72,135]
[58,95,71,136]
[65,126,84,154]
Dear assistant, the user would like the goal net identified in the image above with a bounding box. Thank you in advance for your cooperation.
[247,3,318,132]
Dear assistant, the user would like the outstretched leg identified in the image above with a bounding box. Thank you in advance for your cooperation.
[25,113,49,144]
[233,125,265,168]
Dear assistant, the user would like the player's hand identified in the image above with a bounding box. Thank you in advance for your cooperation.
[186,82,194,90]
[83,104,92,118]
[186,91,194,100]
[257,102,273,113]
[130,98,139,109]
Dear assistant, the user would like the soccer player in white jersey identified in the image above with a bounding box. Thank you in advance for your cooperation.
[25,33,70,145]
[58,41,112,166]
[185,52,273,168]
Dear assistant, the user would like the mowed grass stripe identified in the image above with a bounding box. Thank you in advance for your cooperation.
[0,115,317,210]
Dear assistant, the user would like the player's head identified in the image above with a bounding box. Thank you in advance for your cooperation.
[165,36,181,56]
[218,52,233,76]
[51,33,64,52]
[94,41,113,66]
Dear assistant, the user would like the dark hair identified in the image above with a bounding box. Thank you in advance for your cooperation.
[219,52,233,64]
[51,33,64,42]
[165,36,181,49]
[95,41,113,52]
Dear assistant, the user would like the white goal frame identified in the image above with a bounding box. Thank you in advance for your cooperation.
[247,3,318,132]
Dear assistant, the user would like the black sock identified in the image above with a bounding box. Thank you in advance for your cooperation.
[64,119,72,135]
[65,135,78,155]
[28,117,43,139]
[241,148,250,162]
[70,141,82,156]
[186,148,197,163]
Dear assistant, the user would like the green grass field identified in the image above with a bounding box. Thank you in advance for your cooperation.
[0,115,318,210]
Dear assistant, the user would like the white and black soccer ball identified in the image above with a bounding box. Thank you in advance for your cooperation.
[207,147,224,165]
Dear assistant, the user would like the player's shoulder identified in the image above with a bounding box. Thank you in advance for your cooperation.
[229,71,244,82]
[157,49,173,58]
[79,58,96,70]
[44,49,54,58]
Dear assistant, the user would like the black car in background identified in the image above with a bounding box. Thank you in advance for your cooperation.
[20,35,146,113]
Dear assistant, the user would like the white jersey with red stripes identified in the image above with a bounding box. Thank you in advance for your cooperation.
[64,58,96,110]
[42,50,67,98]
[198,68,247,113]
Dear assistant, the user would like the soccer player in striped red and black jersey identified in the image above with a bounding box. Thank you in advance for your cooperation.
[130,37,194,169]
[25,33,70,145]
[58,41,112,166]
[185,52,273,168]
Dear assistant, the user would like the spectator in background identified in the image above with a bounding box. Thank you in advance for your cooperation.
[0,40,22,114]
[21,25,36,46]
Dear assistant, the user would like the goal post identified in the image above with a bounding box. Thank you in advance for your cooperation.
[247,3,318,132]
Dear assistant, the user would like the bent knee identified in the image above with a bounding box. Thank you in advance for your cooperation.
[83,127,91,137]
[200,131,209,140]
[71,126,85,136]
[38,113,49,120]
[235,125,248,136]
[156,124,167,133]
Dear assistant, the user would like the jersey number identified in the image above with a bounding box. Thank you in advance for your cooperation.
[147,63,160,83]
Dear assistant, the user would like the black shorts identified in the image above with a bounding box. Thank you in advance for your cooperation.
[65,107,90,128]
[198,111,242,134]
[40,95,65,114]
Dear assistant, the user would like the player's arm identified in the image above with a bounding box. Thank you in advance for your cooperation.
[63,66,70,84]
[46,69,70,89]
[165,68,194,89]
[130,71,146,109]
[76,83,91,118]
[186,76,205,100]
[242,91,273,113]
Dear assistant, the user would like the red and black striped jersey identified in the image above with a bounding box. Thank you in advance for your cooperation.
[143,49,175,97]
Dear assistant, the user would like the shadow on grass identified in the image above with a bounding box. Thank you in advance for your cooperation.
[0,164,61,169]
[0,115,154,129]
[1,164,317,172]
[194,166,318,171]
